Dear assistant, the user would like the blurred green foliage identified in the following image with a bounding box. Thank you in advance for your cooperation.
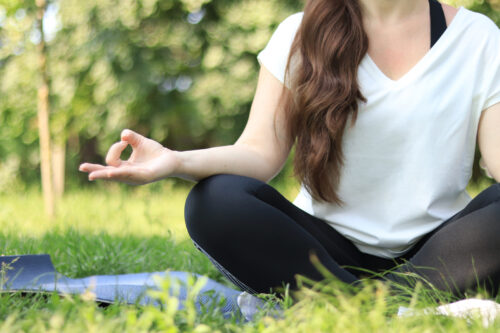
[0,0,303,191]
[0,0,498,191]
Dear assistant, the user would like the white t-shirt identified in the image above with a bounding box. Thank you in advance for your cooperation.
[257,7,500,258]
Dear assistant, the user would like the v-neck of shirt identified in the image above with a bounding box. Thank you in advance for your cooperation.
[361,6,466,88]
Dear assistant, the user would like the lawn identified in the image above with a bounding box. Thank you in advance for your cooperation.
[0,181,498,332]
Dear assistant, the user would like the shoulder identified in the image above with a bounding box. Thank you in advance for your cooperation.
[257,12,304,84]
[449,6,500,56]
[442,3,458,26]
[261,12,304,56]
[277,12,304,30]
[456,6,499,34]
[271,12,303,40]
[262,12,304,52]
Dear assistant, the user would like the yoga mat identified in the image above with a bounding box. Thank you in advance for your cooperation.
[0,254,243,318]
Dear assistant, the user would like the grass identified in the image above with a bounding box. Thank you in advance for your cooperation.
[0,180,498,332]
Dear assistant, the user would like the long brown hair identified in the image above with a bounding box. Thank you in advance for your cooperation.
[283,0,368,204]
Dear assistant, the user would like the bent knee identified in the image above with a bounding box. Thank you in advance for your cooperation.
[184,174,263,240]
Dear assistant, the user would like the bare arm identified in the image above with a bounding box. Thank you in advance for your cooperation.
[175,67,291,182]
[478,102,500,182]
[79,66,292,184]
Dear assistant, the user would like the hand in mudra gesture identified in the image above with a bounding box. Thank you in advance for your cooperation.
[79,129,179,185]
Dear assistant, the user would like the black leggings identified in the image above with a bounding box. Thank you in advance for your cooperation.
[184,174,500,296]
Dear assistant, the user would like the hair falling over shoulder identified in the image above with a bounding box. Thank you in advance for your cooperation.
[282,0,368,204]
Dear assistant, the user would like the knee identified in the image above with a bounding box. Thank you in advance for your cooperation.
[184,174,262,242]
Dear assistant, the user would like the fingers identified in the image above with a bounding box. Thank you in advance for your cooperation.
[78,164,117,181]
[88,167,116,181]
[105,141,128,167]
[121,129,144,149]
[79,163,106,173]
[87,167,122,181]
[79,163,140,183]
[87,167,146,184]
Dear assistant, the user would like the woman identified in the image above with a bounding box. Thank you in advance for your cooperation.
[80,0,500,297]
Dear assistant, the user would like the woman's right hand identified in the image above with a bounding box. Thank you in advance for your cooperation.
[79,129,180,185]
[79,67,292,185]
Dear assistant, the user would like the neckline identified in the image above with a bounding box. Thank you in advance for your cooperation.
[363,6,466,87]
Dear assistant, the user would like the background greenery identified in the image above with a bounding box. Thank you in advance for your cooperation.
[0,0,304,194]
[0,0,499,331]
[0,0,498,194]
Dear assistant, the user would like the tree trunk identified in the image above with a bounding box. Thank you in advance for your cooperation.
[36,0,55,218]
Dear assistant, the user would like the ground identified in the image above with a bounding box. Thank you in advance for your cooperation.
[0,181,497,332]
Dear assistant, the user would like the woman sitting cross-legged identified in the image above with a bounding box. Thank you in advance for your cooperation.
[80,0,500,298]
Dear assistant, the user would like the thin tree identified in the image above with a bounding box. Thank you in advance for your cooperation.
[35,0,55,217]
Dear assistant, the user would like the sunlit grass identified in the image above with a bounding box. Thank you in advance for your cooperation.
[0,185,190,241]
[0,179,497,332]
[0,179,301,240]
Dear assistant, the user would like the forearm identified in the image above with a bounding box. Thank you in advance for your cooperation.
[173,144,283,183]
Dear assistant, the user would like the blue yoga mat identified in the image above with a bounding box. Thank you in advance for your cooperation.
[0,254,246,318]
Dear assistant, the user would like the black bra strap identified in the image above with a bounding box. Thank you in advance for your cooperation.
[429,0,447,47]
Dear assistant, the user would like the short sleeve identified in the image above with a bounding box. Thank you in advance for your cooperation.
[482,23,500,110]
[257,13,303,85]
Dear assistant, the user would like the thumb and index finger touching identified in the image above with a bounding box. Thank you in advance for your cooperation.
[105,141,128,167]
[79,129,144,173]
[121,129,144,149]
[105,129,146,166]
